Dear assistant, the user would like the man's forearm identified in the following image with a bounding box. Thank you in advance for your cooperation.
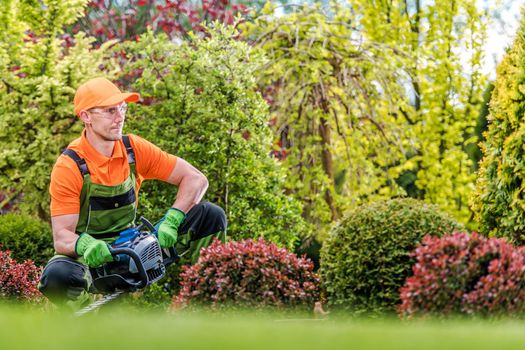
[53,228,80,257]
[171,174,208,213]
[51,214,81,257]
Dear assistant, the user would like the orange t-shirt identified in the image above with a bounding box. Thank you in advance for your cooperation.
[50,131,177,217]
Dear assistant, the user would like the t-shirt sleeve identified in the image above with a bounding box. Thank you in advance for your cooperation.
[129,134,177,181]
[49,155,84,216]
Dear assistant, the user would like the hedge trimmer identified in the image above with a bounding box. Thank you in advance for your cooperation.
[75,217,179,317]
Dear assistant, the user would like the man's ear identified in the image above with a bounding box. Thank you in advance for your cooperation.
[79,111,92,124]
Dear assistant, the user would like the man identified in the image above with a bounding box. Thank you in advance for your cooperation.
[38,77,227,308]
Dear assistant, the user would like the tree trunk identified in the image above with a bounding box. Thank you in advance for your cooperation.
[316,84,339,221]
[319,116,338,221]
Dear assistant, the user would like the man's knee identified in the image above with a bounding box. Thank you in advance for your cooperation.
[202,202,227,231]
[38,258,89,303]
[183,202,227,240]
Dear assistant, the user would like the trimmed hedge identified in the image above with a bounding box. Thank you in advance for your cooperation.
[172,238,320,310]
[399,232,525,318]
[0,213,53,266]
[320,198,461,314]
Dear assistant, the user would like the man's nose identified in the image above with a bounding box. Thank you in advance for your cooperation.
[114,109,125,121]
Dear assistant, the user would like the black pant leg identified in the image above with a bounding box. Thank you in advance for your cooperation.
[38,256,90,304]
[175,202,227,263]
[178,201,227,240]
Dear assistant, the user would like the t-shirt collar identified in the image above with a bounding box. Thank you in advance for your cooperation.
[79,129,125,165]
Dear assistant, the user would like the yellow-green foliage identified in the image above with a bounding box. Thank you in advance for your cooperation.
[473,12,525,244]
[243,3,411,231]
[243,1,486,233]
[0,0,118,218]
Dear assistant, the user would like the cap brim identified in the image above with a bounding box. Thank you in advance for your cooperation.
[97,92,140,107]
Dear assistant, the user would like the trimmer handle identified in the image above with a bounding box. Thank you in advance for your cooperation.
[108,247,148,289]
[137,216,180,267]
[136,216,157,233]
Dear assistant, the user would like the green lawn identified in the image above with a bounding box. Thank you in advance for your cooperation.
[1,304,524,350]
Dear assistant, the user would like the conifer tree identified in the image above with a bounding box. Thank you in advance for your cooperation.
[473,11,525,243]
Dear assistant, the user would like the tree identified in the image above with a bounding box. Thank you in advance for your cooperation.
[243,3,412,231]
[121,23,306,248]
[0,0,118,218]
[371,0,486,227]
[473,10,525,244]
[243,0,486,232]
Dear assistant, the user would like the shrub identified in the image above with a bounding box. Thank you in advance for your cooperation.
[122,24,307,250]
[0,249,43,302]
[399,232,525,318]
[0,213,54,266]
[473,13,525,244]
[172,239,320,311]
[320,198,461,315]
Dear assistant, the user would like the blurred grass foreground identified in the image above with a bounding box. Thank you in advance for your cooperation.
[1,304,525,350]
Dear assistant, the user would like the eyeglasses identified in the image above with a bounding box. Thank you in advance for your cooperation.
[88,103,128,118]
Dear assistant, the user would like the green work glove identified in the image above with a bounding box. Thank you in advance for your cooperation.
[75,233,113,267]
[157,208,186,248]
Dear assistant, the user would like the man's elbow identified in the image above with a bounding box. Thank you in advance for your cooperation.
[199,173,209,192]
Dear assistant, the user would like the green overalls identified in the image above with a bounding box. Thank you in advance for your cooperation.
[64,135,138,240]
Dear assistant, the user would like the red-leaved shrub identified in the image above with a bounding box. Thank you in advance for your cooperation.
[172,239,320,310]
[399,232,525,318]
[0,249,43,302]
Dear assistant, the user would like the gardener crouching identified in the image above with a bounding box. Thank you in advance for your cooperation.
[38,77,227,309]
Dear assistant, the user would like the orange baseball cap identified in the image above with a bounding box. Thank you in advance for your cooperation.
[74,77,140,116]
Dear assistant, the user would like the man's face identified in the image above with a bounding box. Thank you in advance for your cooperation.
[85,102,127,141]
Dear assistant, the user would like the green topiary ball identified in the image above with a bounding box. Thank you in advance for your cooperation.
[319,198,462,315]
[0,213,53,266]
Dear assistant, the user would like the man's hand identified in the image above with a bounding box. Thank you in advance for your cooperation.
[75,233,113,267]
[157,208,186,248]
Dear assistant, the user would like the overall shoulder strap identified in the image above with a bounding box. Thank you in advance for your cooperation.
[122,135,136,165]
[63,149,89,176]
